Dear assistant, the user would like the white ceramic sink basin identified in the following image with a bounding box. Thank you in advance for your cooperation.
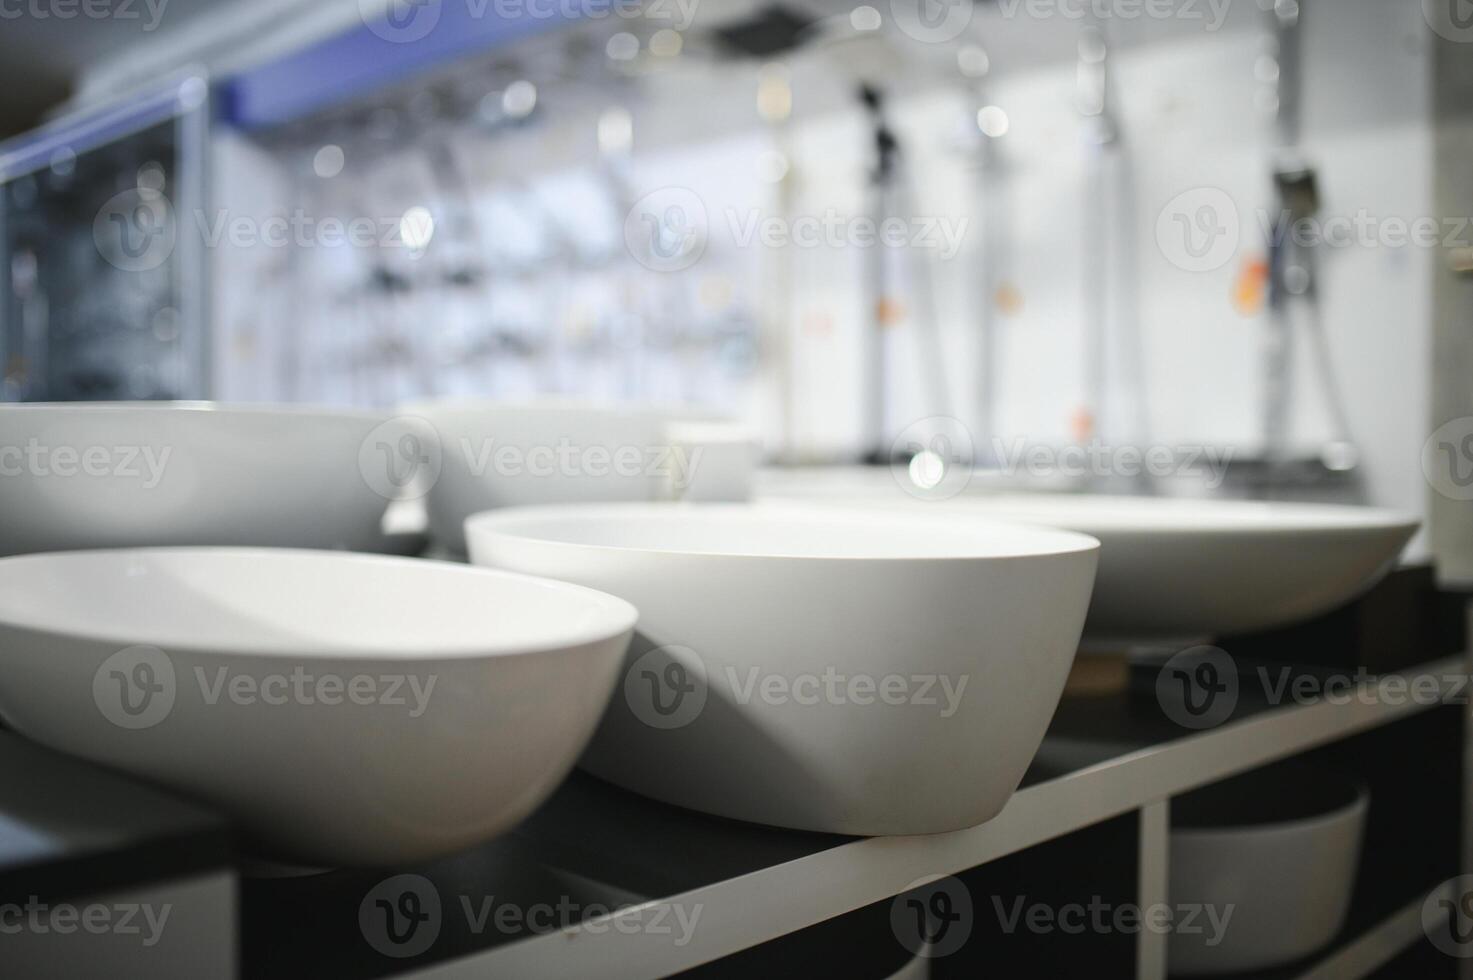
[1168,764,1367,974]
[0,403,396,556]
[918,494,1418,641]
[758,471,1419,641]
[466,503,1099,835]
[405,401,756,553]
[0,548,636,867]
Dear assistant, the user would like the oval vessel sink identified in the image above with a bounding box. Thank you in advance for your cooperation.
[467,502,1098,835]
[921,494,1417,640]
[758,471,1418,640]
[0,403,398,556]
[0,548,636,866]
[406,400,756,553]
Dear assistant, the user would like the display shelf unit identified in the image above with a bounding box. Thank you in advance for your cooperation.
[240,652,1472,980]
[1289,882,1451,980]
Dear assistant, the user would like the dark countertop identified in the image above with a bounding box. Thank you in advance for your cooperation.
[0,730,232,905]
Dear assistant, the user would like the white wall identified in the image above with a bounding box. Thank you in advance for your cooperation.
[95,0,1438,533]
[696,0,1434,527]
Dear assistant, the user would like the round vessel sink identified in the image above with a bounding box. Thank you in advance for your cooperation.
[405,401,756,553]
[466,502,1099,836]
[0,548,636,867]
[0,403,397,556]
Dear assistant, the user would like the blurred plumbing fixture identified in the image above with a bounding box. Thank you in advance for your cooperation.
[960,42,1006,468]
[756,63,799,462]
[1076,24,1149,480]
[1260,0,1361,492]
[703,1,950,462]
[857,83,951,463]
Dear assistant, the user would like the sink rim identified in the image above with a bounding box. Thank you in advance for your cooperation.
[952,492,1420,536]
[0,547,639,661]
[466,501,1102,563]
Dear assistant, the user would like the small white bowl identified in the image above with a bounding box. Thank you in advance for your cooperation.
[0,548,636,867]
[404,401,757,553]
[466,502,1099,835]
[0,402,397,556]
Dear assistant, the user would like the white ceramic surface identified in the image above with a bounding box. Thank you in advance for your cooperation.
[466,503,1099,835]
[0,548,636,866]
[405,401,757,553]
[757,470,1419,640]
[0,402,396,556]
[1169,766,1367,975]
[938,494,1416,640]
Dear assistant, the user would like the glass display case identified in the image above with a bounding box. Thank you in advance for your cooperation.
[0,75,209,402]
